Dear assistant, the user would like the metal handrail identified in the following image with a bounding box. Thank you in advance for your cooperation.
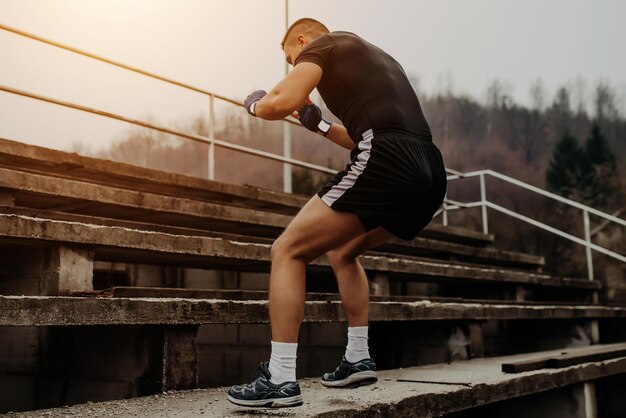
[591,207,625,237]
[440,171,625,280]
[0,84,335,175]
[0,21,304,189]
[0,22,299,125]
[485,201,625,263]
[445,169,626,227]
[440,199,625,263]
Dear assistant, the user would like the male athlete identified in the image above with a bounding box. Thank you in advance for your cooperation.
[227,18,447,408]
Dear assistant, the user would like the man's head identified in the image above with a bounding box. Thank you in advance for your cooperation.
[281,18,329,66]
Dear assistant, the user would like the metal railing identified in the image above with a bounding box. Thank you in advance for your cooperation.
[0,84,335,176]
[0,22,312,188]
[2,22,624,282]
[436,169,626,280]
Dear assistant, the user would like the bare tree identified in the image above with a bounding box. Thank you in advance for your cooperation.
[572,77,587,116]
[455,95,485,141]
[594,81,619,121]
[486,79,518,148]
[550,86,573,138]
[529,79,546,112]
[519,79,547,162]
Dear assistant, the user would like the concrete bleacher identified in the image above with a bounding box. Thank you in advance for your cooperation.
[0,138,625,416]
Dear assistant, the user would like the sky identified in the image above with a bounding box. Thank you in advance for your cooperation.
[0,0,625,153]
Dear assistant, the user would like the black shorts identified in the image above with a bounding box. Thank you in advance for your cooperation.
[317,129,447,241]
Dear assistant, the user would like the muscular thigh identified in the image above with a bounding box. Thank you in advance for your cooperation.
[274,195,368,263]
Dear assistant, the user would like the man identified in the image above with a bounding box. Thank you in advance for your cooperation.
[227,18,447,408]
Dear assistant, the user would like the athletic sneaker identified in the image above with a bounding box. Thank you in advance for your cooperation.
[321,356,378,388]
[226,361,303,408]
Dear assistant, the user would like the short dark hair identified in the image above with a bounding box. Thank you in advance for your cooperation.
[281,18,329,48]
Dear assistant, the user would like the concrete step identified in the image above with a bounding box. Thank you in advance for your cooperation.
[0,182,541,269]
[0,137,493,246]
[0,138,303,215]
[2,295,624,326]
[0,213,598,291]
[72,286,599,306]
[502,342,626,372]
[6,347,626,417]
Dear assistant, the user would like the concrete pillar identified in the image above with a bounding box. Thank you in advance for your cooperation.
[369,273,390,297]
[0,245,93,296]
[591,289,599,304]
[467,322,485,358]
[584,319,600,418]
[56,246,94,295]
[584,382,598,418]
[162,325,199,391]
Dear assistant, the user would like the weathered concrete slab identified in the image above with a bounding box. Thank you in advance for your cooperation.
[1,295,624,327]
[0,167,288,237]
[0,199,538,271]
[0,137,304,214]
[502,342,626,373]
[73,286,594,306]
[0,214,597,290]
[383,236,543,270]
[6,348,626,417]
[0,138,493,245]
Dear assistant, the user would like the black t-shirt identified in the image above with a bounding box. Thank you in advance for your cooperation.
[294,31,432,142]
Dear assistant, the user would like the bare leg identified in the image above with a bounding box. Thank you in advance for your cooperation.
[269,195,368,343]
[326,227,395,326]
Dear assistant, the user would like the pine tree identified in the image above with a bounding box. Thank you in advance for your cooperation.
[586,124,617,168]
[546,133,587,200]
[581,124,618,207]
[545,126,619,209]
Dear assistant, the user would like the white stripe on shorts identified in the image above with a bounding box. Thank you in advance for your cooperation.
[321,129,374,206]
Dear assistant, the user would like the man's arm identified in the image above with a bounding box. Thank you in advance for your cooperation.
[253,63,322,120]
[323,123,354,150]
[291,107,354,151]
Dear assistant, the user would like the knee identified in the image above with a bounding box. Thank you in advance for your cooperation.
[327,247,358,269]
[271,235,317,264]
[271,236,287,262]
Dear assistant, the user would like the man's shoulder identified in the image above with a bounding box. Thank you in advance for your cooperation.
[295,31,365,66]
[309,31,361,46]
[326,31,361,42]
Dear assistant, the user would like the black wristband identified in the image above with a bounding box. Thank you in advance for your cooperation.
[318,119,332,136]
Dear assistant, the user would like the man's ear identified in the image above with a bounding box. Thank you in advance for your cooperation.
[297,34,307,47]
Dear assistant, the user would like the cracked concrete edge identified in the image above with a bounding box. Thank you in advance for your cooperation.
[1,295,625,327]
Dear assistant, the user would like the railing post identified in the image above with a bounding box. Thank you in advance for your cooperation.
[208,94,215,181]
[583,209,594,281]
[479,173,488,234]
[442,199,448,226]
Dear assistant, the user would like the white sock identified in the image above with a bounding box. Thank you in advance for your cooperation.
[345,326,370,363]
[268,341,297,384]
